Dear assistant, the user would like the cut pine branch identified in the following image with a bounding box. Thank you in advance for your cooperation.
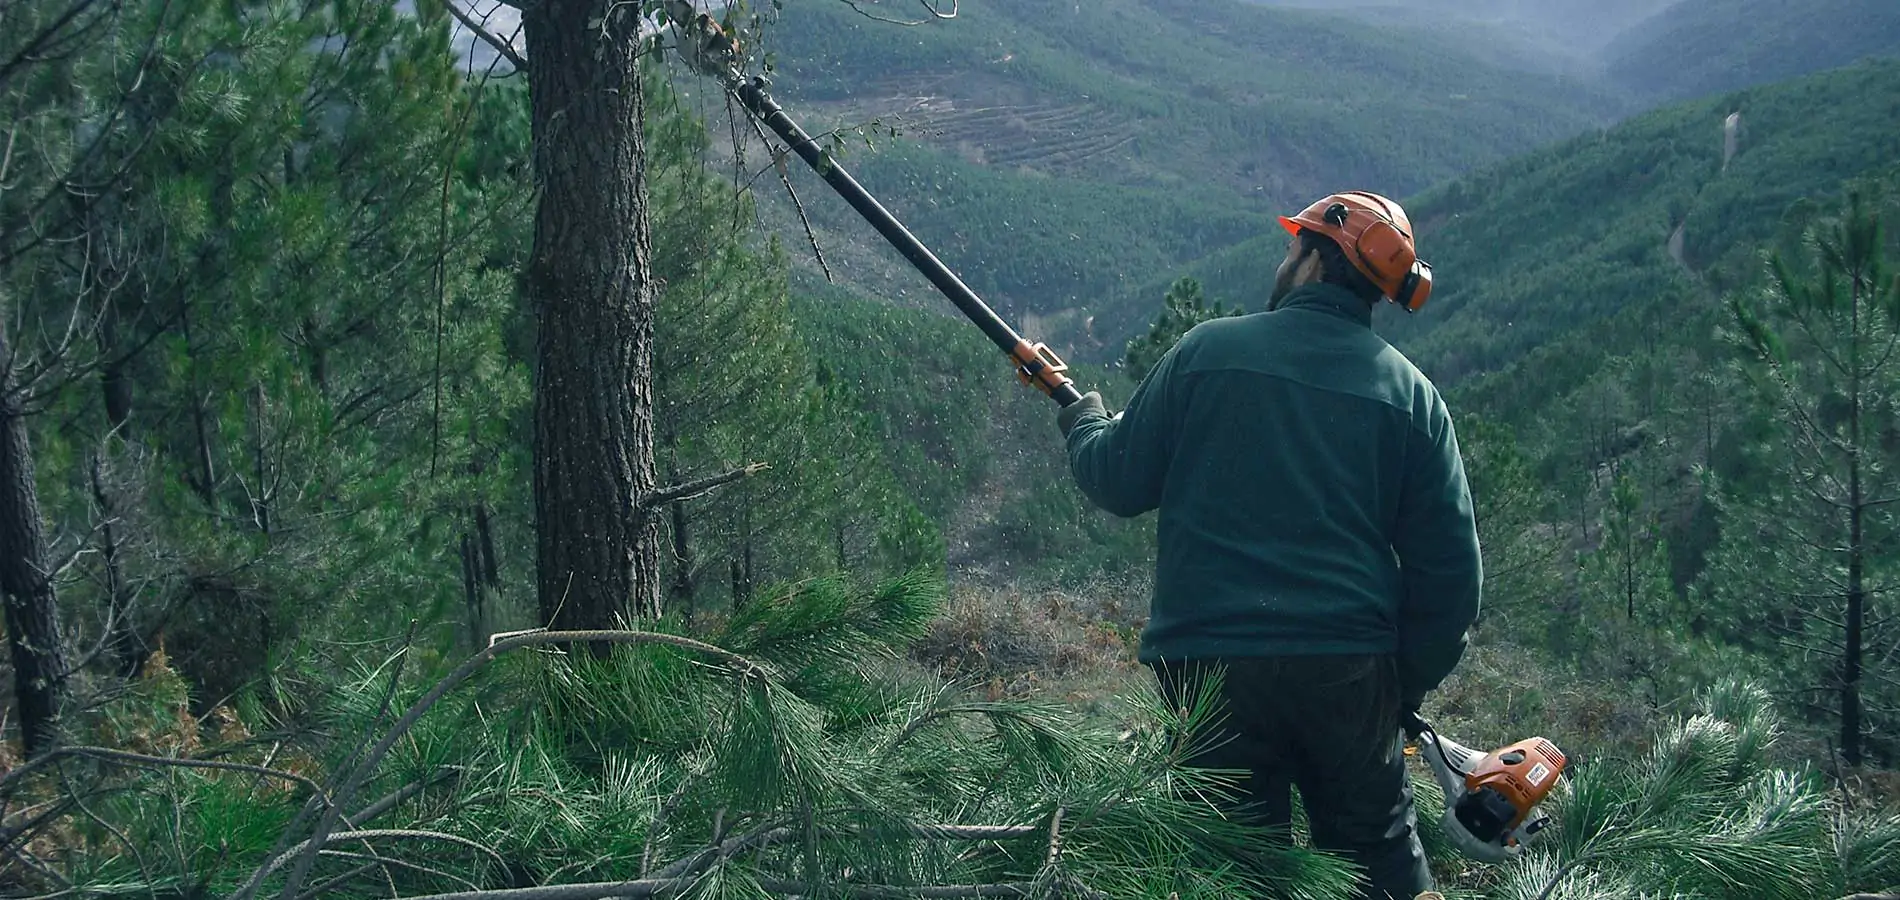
[237,629,770,900]
[642,462,769,509]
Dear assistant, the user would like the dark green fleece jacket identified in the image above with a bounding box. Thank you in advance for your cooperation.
[1065,282,1482,702]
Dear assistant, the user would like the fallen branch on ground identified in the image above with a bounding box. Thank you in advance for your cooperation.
[232,629,769,900]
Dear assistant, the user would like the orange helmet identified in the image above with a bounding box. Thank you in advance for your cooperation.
[1278,191,1434,312]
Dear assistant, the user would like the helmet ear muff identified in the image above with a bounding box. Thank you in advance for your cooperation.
[1352,219,1415,283]
[1396,259,1432,312]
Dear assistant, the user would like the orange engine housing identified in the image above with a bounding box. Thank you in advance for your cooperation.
[1455,737,1568,843]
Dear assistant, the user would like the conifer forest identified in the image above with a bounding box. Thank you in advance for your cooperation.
[4,0,1900,896]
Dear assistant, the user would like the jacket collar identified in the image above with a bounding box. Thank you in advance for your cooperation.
[1273,282,1375,328]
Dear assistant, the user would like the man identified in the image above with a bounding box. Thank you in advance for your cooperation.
[1056,191,1482,900]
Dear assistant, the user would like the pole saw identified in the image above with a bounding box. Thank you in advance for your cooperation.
[661,3,1570,864]
[660,2,1082,408]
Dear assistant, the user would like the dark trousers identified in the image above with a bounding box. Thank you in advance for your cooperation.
[1151,655,1433,900]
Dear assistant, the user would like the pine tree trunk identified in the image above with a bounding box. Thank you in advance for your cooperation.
[1843,277,1865,767]
[460,530,485,649]
[476,503,500,587]
[524,2,661,633]
[1839,265,1869,767]
[1846,463,1864,766]
[0,328,68,757]
[181,308,217,509]
[669,495,695,612]
[98,301,133,433]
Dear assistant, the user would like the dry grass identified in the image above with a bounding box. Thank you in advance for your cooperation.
[910,579,1151,714]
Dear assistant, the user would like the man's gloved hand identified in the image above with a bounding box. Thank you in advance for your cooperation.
[1057,391,1106,438]
[1398,693,1427,740]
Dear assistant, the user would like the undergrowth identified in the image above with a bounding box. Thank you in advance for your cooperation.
[7,573,1900,899]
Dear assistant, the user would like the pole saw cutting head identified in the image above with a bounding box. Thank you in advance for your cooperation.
[1401,712,1568,864]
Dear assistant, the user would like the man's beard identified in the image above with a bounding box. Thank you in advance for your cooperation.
[1267,261,1298,311]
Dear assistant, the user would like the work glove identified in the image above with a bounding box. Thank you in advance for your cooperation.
[1401,691,1425,719]
[1057,391,1105,438]
[1398,694,1426,740]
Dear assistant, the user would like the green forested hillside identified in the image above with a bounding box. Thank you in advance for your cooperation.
[1390,56,1900,388]
[1600,0,1900,103]
[1085,58,1900,374]
[763,0,1620,194]
[1246,0,1674,55]
[729,0,1624,322]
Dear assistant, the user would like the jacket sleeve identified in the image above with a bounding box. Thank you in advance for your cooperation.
[1063,341,1182,518]
[1391,398,1483,703]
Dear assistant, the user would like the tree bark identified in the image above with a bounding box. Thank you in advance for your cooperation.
[476,502,500,588]
[98,299,133,432]
[524,1,661,634]
[461,530,485,650]
[0,325,68,757]
[668,490,695,614]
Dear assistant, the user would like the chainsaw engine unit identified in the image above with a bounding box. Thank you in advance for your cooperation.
[1402,713,1569,864]
[1454,735,1566,844]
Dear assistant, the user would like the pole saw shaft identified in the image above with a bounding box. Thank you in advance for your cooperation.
[732,77,1083,407]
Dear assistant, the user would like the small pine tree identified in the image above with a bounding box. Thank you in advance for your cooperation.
[1123,277,1243,384]
[1710,187,1900,766]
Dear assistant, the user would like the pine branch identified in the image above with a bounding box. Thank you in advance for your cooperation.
[317,848,487,892]
[756,881,1029,899]
[393,878,1039,900]
[290,863,382,900]
[349,767,465,825]
[642,463,769,509]
[648,821,794,881]
[0,746,332,806]
[639,755,710,877]
[247,830,504,891]
[235,630,769,900]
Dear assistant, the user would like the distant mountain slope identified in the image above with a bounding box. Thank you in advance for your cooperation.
[1245,0,1675,56]
[762,0,1621,198]
[1082,58,1900,386]
[1600,0,1900,103]
[729,0,1625,329]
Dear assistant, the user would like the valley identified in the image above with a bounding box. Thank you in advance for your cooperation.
[706,0,1900,368]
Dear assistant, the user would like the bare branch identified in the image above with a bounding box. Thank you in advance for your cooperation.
[641,462,769,509]
[446,1,527,72]
[743,113,833,282]
[833,0,957,26]
[0,745,332,804]
[248,829,505,892]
